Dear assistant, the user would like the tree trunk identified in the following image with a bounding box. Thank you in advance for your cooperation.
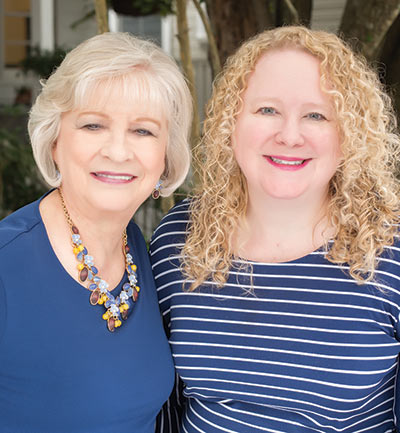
[204,0,312,66]
[192,0,221,78]
[378,13,400,124]
[204,0,277,65]
[339,0,400,61]
[279,0,312,27]
[175,0,201,189]
[94,0,109,33]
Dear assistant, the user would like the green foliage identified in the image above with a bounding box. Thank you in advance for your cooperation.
[130,0,173,15]
[111,0,174,16]
[20,46,68,79]
[0,117,47,218]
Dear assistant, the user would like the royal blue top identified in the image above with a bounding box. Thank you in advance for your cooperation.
[151,200,400,433]
[0,192,175,433]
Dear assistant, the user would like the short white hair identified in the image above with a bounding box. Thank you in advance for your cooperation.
[28,32,192,196]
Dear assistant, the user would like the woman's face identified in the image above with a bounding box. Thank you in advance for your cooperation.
[53,80,168,217]
[232,48,342,205]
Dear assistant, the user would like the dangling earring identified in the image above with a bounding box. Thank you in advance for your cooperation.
[152,180,162,199]
[55,169,62,183]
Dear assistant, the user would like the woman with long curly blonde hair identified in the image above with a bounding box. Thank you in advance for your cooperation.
[151,26,400,433]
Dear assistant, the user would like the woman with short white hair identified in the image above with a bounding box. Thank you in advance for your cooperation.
[0,31,192,433]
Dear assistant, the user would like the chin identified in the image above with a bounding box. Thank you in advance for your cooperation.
[269,194,305,201]
[90,197,138,215]
[263,187,307,201]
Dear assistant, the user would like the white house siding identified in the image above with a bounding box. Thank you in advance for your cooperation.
[311,0,347,32]
[54,0,97,52]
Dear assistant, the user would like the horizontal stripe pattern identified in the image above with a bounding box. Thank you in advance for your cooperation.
[151,200,400,433]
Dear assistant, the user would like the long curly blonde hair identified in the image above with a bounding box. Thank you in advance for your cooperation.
[182,26,400,291]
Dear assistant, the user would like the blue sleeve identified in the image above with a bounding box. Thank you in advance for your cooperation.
[0,276,7,345]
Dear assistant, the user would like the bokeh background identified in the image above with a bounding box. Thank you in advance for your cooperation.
[1,0,399,239]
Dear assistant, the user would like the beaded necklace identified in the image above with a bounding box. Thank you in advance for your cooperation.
[58,188,140,332]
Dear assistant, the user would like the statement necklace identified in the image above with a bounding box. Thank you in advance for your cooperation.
[58,188,140,332]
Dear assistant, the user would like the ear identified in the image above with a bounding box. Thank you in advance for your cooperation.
[52,140,58,166]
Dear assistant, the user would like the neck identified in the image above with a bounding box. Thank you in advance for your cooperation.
[58,188,131,256]
[40,189,132,288]
[235,190,333,262]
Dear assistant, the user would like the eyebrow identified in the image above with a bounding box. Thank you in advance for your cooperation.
[135,117,162,128]
[250,97,329,106]
[77,112,162,128]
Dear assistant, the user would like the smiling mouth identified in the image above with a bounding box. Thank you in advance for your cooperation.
[93,173,134,181]
[269,156,306,166]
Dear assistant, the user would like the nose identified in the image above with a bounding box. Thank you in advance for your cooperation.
[100,130,133,162]
[275,117,305,147]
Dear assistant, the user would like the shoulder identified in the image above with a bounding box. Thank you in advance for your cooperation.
[378,232,400,271]
[126,219,147,248]
[126,219,150,268]
[149,199,191,272]
[150,198,191,248]
[0,199,41,253]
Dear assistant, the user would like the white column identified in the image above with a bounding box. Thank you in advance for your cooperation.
[161,15,173,55]
[108,9,120,32]
[38,0,54,50]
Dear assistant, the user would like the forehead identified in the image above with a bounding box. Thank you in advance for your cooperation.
[74,72,168,120]
[243,48,326,101]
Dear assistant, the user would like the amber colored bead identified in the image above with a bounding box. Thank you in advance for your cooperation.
[90,289,100,305]
[107,317,115,332]
[79,266,88,282]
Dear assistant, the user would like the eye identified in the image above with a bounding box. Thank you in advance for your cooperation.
[83,123,103,131]
[134,128,154,137]
[307,112,327,121]
[258,107,277,115]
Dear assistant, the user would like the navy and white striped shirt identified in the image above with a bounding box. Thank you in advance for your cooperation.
[150,200,400,433]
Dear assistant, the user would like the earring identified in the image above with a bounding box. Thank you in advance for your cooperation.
[152,180,162,199]
[55,169,62,183]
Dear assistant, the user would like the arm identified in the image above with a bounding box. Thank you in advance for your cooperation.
[150,201,191,432]
[155,309,186,433]
[155,372,186,433]
[0,275,7,346]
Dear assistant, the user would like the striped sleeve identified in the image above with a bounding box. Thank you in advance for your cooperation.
[156,372,186,433]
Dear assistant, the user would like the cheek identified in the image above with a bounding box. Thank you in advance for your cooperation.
[315,129,341,157]
[331,137,342,163]
[235,118,270,146]
[142,144,167,172]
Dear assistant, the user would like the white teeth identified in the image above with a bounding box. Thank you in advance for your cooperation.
[96,173,133,180]
[270,157,305,166]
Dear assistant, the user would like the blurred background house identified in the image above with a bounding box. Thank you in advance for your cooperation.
[0,0,347,110]
[3,0,398,238]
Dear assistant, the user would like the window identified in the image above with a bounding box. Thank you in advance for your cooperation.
[120,14,162,46]
[4,0,31,67]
